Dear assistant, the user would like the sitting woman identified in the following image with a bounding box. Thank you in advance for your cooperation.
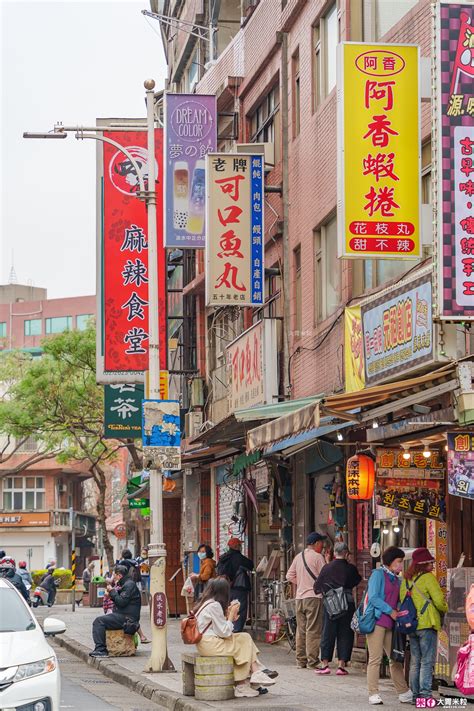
[195,577,277,698]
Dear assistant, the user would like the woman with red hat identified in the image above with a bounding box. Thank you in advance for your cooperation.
[400,547,448,702]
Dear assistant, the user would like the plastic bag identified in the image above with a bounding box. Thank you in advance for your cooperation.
[180,575,195,597]
[455,633,474,696]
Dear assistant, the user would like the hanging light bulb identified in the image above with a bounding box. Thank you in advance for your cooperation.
[382,526,389,535]
[372,420,379,429]
[393,524,400,533]
[337,432,343,441]
[402,449,410,461]
[422,446,432,459]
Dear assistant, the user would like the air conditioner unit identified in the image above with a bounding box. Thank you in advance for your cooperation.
[185,411,203,439]
[58,484,67,494]
[236,142,275,170]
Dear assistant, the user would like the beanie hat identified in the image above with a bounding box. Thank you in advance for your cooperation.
[412,547,435,565]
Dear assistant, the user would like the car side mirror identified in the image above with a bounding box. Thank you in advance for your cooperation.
[43,617,66,636]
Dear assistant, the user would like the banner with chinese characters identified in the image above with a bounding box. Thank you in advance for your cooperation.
[447,432,474,500]
[104,384,144,438]
[226,319,278,412]
[426,519,448,592]
[376,448,446,520]
[206,153,264,307]
[337,43,421,259]
[100,128,167,378]
[164,94,217,248]
[436,4,474,319]
[361,272,433,385]
[344,306,365,392]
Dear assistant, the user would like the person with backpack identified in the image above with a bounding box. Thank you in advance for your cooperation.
[216,537,253,632]
[400,547,448,702]
[365,546,412,705]
[286,532,327,669]
[119,548,142,586]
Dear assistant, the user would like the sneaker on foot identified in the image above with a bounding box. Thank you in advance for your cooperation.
[369,694,384,705]
[235,684,260,698]
[89,650,108,658]
[399,691,413,704]
[316,666,331,675]
[250,670,276,686]
[262,668,278,678]
[296,663,307,669]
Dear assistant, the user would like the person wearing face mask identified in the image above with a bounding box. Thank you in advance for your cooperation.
[366,546,412,706]
[191,544,216,600]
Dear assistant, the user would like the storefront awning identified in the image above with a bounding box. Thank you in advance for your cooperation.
[263,419,356,456]
[247,400,322,453]
[234,396,323,423]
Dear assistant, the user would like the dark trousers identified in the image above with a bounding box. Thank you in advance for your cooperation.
[230,588,248,632]
[320,606,355,663]
[47,588,56,606]
[92,613,126,652]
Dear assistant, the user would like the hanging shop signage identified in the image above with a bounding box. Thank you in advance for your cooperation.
[164,94,217,248]
[206,153,264,306]
[142,399,181,470]
[344,306,365,392]
[436,3,474,320]
[337,43,421,259]
[426,519,448,592]
[0,512,50,527]
[447,432,474,500]
[226,320,278,412]
[361,272,433,385]
[346,454,375,500]
[97,126,167,381]
[376,448,445,520]
[128,498,149,509]
[104,384,144,438]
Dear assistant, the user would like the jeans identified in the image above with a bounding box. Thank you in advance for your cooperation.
[230,588,248,633]
[92,612,127,652]
[320,605,355,663]
[409,628,437,698]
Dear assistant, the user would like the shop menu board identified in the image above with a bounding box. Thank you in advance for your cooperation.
[447,432,474,500]
[375,449,446,520]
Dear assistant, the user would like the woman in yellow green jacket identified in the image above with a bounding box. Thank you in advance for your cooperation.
[400,547,448,701]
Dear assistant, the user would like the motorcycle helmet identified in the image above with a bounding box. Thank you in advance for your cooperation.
[18,561,27,568]
[0,557,15,577]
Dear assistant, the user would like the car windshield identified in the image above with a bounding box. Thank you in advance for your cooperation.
[0,588,36,632]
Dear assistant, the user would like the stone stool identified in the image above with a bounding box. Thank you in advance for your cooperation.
[182,653,234,701]
[105,629,136,657]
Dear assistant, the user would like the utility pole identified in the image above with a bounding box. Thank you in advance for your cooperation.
[70,507,76,612]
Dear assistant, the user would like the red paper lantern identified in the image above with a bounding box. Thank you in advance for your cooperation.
[346,454,375,500]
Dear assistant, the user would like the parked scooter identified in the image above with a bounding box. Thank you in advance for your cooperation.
[32,585,49,607]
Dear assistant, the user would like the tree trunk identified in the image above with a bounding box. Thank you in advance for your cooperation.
[92,465,115,570]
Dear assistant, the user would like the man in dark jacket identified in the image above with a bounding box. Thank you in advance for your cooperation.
[217,537,254,632]
[41,566,58,606]
[118,548,142,585]
[314,542,362,675]
[0,557,29,602]
[90,565,141,657]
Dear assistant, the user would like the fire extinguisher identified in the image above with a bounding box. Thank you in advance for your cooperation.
[269,613,282,636]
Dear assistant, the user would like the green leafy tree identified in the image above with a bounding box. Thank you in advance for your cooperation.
[0,327,142,568]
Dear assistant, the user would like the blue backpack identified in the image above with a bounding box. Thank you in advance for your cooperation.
[396,574,429,635]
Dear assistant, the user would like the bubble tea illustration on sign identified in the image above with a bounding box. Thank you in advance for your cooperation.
[165,95,217,248]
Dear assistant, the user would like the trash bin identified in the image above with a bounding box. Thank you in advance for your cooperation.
[89,577,107,608]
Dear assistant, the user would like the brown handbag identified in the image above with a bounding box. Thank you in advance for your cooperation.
[180,600,213,645]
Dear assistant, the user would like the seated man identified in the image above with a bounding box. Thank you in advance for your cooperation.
[90,565,141,658]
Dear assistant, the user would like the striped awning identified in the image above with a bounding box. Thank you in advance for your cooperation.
[247,400,321,453]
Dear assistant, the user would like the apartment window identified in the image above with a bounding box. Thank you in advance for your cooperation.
[16,436,38,453]
[363,257,413,290]
[76,314,93,331]
[24,319,42,336]
[294,247,302,336]
[0,322,6,338]
[45,316,72,334]
[314,216,341,321]
[250,85,281,162]
[292,50,301,137]
[3,476,45,511]
[186,48,200,93]
[363,0,419,41]
[421,141,432,205]
[313,2,339,110]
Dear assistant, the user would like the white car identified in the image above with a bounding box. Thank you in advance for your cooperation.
[0,577,65,711]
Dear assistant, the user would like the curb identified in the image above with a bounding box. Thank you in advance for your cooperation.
[53,633,211,710]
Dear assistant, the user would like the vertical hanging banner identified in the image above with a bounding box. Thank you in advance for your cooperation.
[344,306,365,393]
[164,94,217,248]
[99,128,167,379]
[206,153,264,306]
[338,43,421,259]
[436,3,474,319]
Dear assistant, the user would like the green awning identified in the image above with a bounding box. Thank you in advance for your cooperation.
[234,396,323,423]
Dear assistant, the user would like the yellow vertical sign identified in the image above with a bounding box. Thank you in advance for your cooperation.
[338,43,420,259]
[344,306,365,392]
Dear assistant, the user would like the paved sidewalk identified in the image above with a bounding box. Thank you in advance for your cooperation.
[39,605,415,710]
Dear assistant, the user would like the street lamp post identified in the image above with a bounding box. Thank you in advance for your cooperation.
[23,79,171,671]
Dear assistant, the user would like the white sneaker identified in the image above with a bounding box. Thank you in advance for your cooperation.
[369,694,384,705]
[399,691,413,704]
[235,683,260,698]
[250,670,277,686]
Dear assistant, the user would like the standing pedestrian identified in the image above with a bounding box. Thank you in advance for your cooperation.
[314,542,361,675]
[191,543,216,600]
[286,531,327,669]
[82,561,94,593]
[366,546,412,705]
[217,537,254,632]
[400,547,448,702]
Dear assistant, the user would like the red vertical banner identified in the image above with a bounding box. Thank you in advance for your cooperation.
[103,130,166,373]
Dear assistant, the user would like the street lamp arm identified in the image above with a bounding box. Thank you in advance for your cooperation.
[74,130,146,196]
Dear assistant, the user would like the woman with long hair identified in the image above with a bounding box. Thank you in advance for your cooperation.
[191,543,216,600]
[400,548,447,702]
[193,577,278,698]
[365,546,412,705]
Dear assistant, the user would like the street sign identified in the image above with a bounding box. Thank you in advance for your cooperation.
[142,399,181,470]
[129,498,150,509]
[104,384,144,439]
